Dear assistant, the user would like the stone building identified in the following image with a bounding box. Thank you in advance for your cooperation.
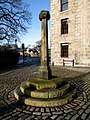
[50,0,90,66]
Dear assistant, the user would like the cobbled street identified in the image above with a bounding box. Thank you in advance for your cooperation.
[0,63,90,120]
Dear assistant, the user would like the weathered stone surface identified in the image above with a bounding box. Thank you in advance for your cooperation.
[39,10,52,80]
[30,83,70,98]
[48,83,70,98]
[14,85,76,107]
[31,89,49,98]
[50,0,90,67]
[39,10,50,21]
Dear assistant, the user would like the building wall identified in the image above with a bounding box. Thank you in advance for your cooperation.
[50,0,90,66]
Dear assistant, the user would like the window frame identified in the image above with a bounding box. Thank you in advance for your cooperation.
[61,0,68,12]
[61,18,68,35]
[61,43,68,58]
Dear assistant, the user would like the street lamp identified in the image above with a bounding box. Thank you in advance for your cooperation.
[15,39,17,45]
[22,43,25,63]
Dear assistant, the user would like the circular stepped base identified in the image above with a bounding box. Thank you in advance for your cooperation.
[14,77,76,107]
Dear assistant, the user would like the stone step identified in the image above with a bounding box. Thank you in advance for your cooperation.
[20,81,29,94]
[14,86,76,107]
[30,83,70,98]
[20,77,64,94]
[14,86,25,101]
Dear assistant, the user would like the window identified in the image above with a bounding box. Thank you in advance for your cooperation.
[61,0,68,11]
[61,18,68,34]
[61,43,68,57]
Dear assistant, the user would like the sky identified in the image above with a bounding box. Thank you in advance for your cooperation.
[19,0,50,48]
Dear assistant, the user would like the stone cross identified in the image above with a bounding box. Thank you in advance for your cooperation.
[39,10,52,80]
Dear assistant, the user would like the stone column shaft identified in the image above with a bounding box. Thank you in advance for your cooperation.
[41,18,49,67]
[39,10,52,80]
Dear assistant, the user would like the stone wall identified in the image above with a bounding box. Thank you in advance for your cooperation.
[50,0,90,66]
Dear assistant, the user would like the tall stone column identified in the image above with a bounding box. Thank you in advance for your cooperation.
[39,10,52,80]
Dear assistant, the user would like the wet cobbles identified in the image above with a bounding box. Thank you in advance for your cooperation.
[0,65,90,120]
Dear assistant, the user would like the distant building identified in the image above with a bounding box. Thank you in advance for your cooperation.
[50,0,90,66]
[25,48,39,57]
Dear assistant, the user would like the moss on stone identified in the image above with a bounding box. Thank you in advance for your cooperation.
[14,77,76,107]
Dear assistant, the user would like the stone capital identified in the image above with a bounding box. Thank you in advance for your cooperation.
[39,10,50,21]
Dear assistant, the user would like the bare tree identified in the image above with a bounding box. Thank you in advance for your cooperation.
[0,0,31,43]
[34,40,41,53]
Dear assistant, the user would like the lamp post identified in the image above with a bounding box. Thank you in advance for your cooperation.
[15,39,18,51]
[15,39,17,45]
[22,43,25,63]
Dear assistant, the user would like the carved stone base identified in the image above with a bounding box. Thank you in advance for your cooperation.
[14,77,76,107]
[39,66,52,80]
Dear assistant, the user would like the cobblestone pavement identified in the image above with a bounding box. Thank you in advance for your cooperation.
[0,65,90,120]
